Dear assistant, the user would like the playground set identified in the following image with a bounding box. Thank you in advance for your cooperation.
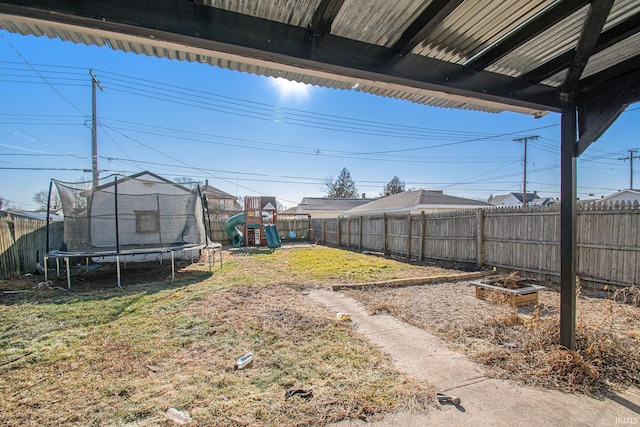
[224,196,282,248]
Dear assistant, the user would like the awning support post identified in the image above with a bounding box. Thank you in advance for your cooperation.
[560,107,578,350]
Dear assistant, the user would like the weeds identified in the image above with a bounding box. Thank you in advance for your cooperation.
[613,285,640,307]
[0,247,444,426]
[350,277,640,397]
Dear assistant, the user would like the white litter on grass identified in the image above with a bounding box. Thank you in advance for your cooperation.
[166,408,191,424]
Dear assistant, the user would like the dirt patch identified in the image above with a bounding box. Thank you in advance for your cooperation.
[1,259,210,294]
[345,279,640,396]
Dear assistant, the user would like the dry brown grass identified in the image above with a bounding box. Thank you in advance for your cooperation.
[0,246,447,426]
[348,278,640,397]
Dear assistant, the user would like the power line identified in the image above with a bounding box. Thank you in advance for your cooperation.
[0,167,92,171]
[5,61,635,202]
[102,123,521,165]
[618,149,639,190]
[101,125,291,201]
[0,34,87,116]
[1,64,561,161]
[97,70,508,139]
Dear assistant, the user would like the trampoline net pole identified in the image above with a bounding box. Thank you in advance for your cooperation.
[65,257,71,290]
[116,255,121,288]
[171,251,175,282]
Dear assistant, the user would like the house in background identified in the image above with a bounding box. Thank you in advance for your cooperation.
[201,180,242,219]
[288,196,377,219]
[597,189,640,205]
[488,192,554,207]
[343,189,491,217]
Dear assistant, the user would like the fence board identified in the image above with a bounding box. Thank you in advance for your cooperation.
[409,214,422,260]
[2,216,311,279]
[315,203,640,288]
[1,217,64,279]
[5,204,639,288]
[0,219,19,277]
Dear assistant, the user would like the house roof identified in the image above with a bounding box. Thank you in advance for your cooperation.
[512,192,540,203]
[298,197,377,213]
[279,206,299,215]
[490,192,539,205]
[530,197,556,206]
[488,194,512,206]
[201,184,236,199]
[345,189,491,215]
[601,189,640,201]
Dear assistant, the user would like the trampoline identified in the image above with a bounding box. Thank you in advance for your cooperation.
[45,172,222,288]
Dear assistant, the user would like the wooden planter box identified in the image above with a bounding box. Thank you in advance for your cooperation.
[471,276,545,307]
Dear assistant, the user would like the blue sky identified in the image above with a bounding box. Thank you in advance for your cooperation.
[1,29,638,210]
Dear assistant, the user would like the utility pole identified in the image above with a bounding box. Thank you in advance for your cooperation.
[513,135,539,207]
[90,69,104,189]
[618,149,639,190]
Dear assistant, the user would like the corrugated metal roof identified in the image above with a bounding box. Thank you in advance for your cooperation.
[202,0,320,28]
[542,30,640,87]
[412,0,553,63]
[331,0,430,47]
[489,0,640,84]
[1,0,639,117]
[487,5,590,80]
[0,13,539,114]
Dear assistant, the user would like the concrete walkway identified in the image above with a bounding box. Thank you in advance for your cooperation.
[307,289,640,427]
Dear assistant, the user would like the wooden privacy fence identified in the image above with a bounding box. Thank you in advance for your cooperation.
[1,216,311,279]
[1,216,64,279]
[312,201,640,288]
[206,217,233,244]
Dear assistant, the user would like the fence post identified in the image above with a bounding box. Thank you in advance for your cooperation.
[419,211,426,262]
[358,216,363,251]
[322,219,326,243]
[383,213,388,253]
[476,209,484,268]
[347,217,351,249]
[406,213,412,260]
[337,217,342,247]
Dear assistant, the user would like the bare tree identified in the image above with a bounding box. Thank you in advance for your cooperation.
[54,177,92,213]
[323,167,358,198]
[380,176,405,197]
[174,176,203,190]
[33,189,62,210]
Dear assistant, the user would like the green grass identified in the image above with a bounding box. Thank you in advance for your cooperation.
[0,247,439,426]
[284,247,419,282]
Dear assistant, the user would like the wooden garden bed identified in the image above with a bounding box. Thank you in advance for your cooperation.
[471,274,545,307]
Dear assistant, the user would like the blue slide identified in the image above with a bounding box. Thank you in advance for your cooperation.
[224,212,245,248]
[264,224,282,248]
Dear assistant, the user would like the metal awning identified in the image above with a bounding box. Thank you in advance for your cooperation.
[1,0,638,119]
[2,0,639,348]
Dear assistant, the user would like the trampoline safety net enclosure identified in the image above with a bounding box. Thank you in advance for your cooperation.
[50,172,207,257]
